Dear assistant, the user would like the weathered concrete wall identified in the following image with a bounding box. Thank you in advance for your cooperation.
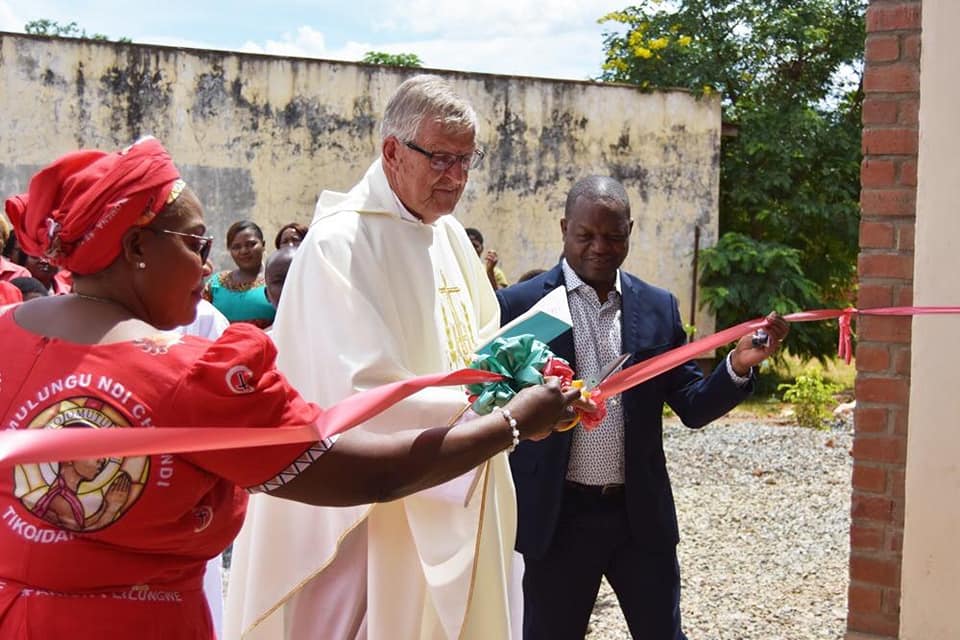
[0,32,720,333]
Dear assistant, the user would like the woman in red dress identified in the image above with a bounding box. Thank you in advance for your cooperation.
[0,138,580,639]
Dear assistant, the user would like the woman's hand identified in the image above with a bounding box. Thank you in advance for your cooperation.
[504,378,582,441]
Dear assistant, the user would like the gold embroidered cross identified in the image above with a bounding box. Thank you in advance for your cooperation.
[438,273,461,296]
[437,271,474,368]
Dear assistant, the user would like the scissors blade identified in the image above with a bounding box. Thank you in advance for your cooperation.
[586,353,630,390]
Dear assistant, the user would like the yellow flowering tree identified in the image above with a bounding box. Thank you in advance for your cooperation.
[599,0,866,362]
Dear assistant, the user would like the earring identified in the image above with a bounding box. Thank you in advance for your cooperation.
[137,262,146,270]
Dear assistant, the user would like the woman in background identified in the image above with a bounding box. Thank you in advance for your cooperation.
[274,221,308,249]
[203,220,275,328]
[0,214,30,283]
[4,232,72,294]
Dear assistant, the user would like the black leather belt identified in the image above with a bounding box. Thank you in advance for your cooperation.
[564,480,625,497]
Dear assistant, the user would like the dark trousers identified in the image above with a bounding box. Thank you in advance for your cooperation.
[521,486,687,640]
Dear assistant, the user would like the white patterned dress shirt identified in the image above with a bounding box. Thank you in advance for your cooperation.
[562,259,627,485]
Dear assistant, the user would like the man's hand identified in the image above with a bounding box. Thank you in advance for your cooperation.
[730,311,790,376]
[484,249,499,273]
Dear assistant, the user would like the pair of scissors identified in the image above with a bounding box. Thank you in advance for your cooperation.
[556,353,629,433]
[585,353,631,391]
[752,329,770,349]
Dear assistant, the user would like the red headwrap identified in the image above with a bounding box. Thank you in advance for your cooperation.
[4,137,182,275]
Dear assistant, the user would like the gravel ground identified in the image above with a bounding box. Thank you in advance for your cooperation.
[586,414,853,640]
[220,415,852,639]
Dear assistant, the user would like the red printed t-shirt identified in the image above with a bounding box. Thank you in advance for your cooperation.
[0,314,326,639]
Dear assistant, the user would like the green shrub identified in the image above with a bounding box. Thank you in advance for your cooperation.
[778,371,842,429]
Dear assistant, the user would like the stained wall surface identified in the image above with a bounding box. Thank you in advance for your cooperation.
[0,32,720,333]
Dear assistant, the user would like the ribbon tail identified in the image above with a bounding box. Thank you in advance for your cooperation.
[837,308,855,365]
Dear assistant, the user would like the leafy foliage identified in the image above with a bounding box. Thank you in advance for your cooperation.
[23,19,133,42]
[25,19,111,40]
[779,371,842,429]
[599,0,865,361]
[361,51,423,68]
[698,232,826,359]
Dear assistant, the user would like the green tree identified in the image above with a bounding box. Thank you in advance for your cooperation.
[25,19,115,41]
[361,51,423,68]
[600,0,865,361]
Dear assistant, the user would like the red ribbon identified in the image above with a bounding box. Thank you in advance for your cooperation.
[593,306,960,402]
[4,305,960,466]
[0,369,501,467]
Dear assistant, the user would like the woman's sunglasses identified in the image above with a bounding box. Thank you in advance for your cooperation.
[153,228,214,264]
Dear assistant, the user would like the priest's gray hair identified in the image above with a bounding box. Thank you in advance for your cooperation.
[380,75,478,143]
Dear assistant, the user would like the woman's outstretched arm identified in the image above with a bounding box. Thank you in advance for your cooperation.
[269,381,579,506]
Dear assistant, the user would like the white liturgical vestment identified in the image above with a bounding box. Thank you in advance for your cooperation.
[224,159,518,640]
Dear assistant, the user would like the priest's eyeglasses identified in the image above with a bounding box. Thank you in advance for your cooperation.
[155,229,214,263]
[404,141,485,172]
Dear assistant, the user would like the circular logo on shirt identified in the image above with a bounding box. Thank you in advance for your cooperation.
[225,365,255,395]
[14,397,149,532]
[192,506,214,533]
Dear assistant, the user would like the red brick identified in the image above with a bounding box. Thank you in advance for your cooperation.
[849,583,884,614]
[853,464,887,493]
[898,159,917,187]
[856,377,910,405]
[902,34,921,61]
[865,35,900,63]
[892,347,911,375]
[892,495,905,525]
[856,343,891,372]
[858,316,912,343]
[864,64,920,93]
[890,468,906,498]
[855,406,890,433]
[860,220,895,248]
[888,530,904,553]
[897,223,915,249]
[867,4,922,32]
[891,409,910,435]
[882,588,902,615]
[852,522,886,550]
[863,98,899,124]
[862,159,898,188]
[857,283,894,309]
[850,553,901,588]
[848,611,900,636]
[853,494,895,522]
[862,128,918,155]
[860,188,916,216]
[853,435,906,464]
[858,253,914,280]
[894,285,914,307]
[899,98,920,125]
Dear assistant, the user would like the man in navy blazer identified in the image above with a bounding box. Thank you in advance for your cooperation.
[497,176,788,639]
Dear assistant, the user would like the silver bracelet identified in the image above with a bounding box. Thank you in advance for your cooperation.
[496,407,520,452]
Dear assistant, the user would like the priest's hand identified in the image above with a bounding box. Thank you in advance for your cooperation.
[505,379,582,441]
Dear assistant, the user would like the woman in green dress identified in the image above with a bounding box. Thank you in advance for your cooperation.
[203,220,276,328]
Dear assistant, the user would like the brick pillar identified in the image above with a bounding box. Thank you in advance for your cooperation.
[849,1,920,637]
